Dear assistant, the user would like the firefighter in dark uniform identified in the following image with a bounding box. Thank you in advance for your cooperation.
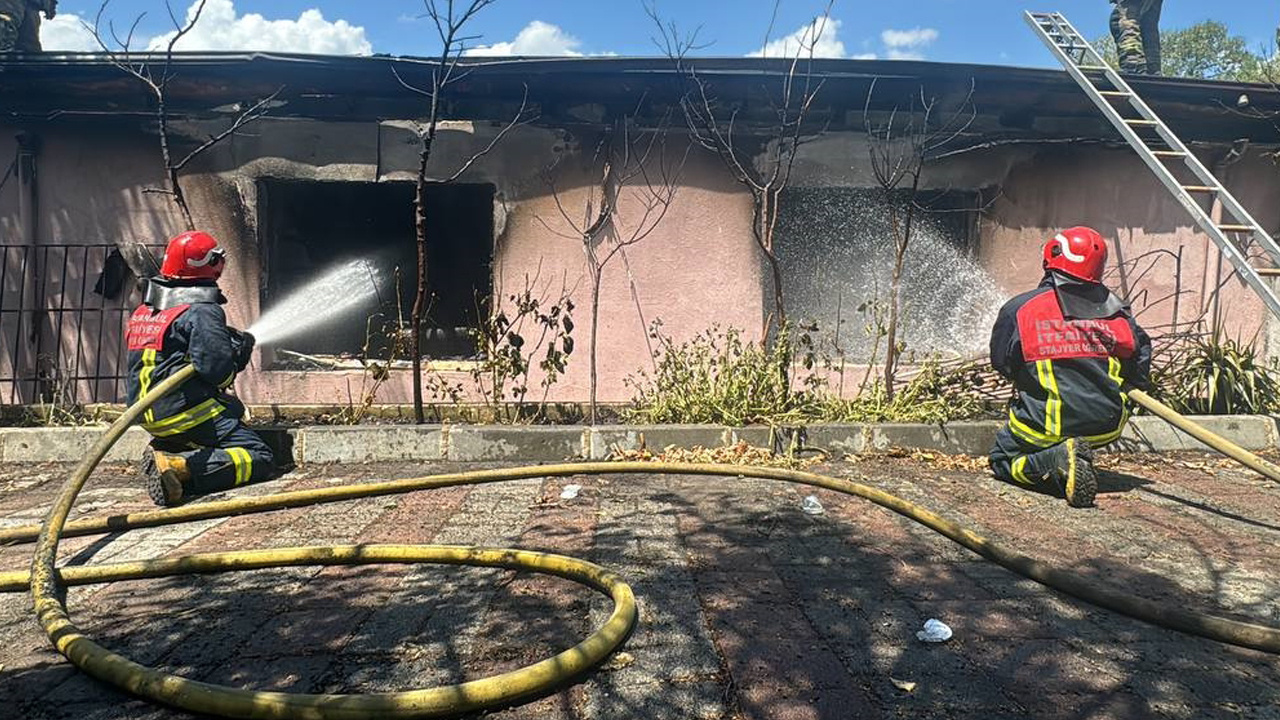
[989,226,1152,507]
[126,230,276,507]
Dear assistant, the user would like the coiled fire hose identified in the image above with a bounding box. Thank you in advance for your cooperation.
[5,367,1280,719]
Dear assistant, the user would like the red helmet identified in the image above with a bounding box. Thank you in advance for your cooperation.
[160,231,225,281]
[1043,226,1107,283]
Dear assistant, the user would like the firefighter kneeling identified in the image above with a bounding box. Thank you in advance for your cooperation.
[988,226,1152,507]
[126,231,277,507]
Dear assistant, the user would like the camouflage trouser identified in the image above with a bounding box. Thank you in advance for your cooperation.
[1110,0,1163,75]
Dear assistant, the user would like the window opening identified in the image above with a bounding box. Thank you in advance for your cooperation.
[258,180,494,365]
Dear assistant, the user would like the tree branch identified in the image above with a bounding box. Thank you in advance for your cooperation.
[171,88,283,172]
[426,86,534,185]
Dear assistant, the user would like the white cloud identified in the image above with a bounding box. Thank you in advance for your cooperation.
[881,27,939,60]
[147,0,371,55]
[465,20,582,56]
[39,13,99,52]
[750,17,845,58]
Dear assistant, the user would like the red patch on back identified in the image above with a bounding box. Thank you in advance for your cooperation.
[126,304,190,351]
[1017,291,1135,362]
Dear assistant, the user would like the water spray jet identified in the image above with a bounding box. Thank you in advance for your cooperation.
[248,257,384,347]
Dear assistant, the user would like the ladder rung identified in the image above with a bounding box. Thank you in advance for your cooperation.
[1029,10,1280,320]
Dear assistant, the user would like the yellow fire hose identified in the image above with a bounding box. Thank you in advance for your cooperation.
[1126,388,1280,483]
[7,367,1280,718]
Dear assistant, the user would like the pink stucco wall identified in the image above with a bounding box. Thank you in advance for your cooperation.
[242,150,762,405]
[4,120,1279,409]
[978,145,1277,344]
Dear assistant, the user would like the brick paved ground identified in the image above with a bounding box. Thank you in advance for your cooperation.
[2,452,1280,719]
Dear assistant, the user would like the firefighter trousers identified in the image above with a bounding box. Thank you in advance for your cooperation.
[149,413,276,497]
[988,425,1073,493]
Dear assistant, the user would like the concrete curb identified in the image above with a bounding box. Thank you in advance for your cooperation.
[0,427,154,463]
[2,415,1278,463]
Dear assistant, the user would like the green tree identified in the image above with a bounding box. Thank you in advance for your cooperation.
[1096,20,1274,82]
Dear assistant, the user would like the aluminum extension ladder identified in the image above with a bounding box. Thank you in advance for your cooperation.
[1025,11,1280,319]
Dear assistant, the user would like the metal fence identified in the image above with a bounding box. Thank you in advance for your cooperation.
[1,243,161,406]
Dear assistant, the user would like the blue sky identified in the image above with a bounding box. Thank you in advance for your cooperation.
[42,0,1280,68]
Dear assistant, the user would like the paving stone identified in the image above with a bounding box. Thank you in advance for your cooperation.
[580,678,728,719]
[2,457,1280,719]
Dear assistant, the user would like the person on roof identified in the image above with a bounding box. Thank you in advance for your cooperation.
[0,0,55,52]
[125,230,277,507]
[1110,0,1163,75]
[988,226,1152,508]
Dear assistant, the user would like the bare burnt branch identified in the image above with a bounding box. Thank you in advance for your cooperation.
[760,0,782,55]
[172,87,284,172]
[159,0,207,86]
[92,0,271,232]
[406,0,508,423]
[389,63,435,97]
[428,86,534,185]
[536,99,689,422]
[643,1,709,59]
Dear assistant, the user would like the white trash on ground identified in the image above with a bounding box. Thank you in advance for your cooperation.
[559,484,582,500]
[916,618,953,643]
[801,495,825,515]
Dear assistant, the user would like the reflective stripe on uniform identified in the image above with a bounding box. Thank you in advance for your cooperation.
[1064,438,1079,495]
[138,349,158,424]
[1037,359,1063,437]
[1107,357,1124,387]
[1008,409,1058,448]
[142,398,225,437]
[1011,456,1033,485]
[1079,359,1128,446]
[227,447,252,486]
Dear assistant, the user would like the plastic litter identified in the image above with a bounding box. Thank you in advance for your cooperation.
[916,618,953,643]
[801,495,825,515]
[602,651,634,670]
[890,677,917,692]
[559,484,582,500]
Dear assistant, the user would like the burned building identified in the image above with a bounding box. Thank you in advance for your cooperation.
[2,53,1279,406]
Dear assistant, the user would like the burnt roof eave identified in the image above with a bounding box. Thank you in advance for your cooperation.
[1,53,1278,144]
[6,51,1280,90]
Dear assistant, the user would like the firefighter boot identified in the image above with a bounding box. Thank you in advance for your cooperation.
[141,449,191,507]
[1048,438,1097,508]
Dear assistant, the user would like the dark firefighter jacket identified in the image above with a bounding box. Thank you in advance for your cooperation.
[990,272,1152,447]
[125,279,250,437]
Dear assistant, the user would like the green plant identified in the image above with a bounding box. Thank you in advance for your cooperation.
[814,361,987,424]
[325,269,412,425]
[468,281,575,423]
[25,355,93,427]
[626,322,989,425]
[1153,328,1280,415]
[625,323,801,425]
